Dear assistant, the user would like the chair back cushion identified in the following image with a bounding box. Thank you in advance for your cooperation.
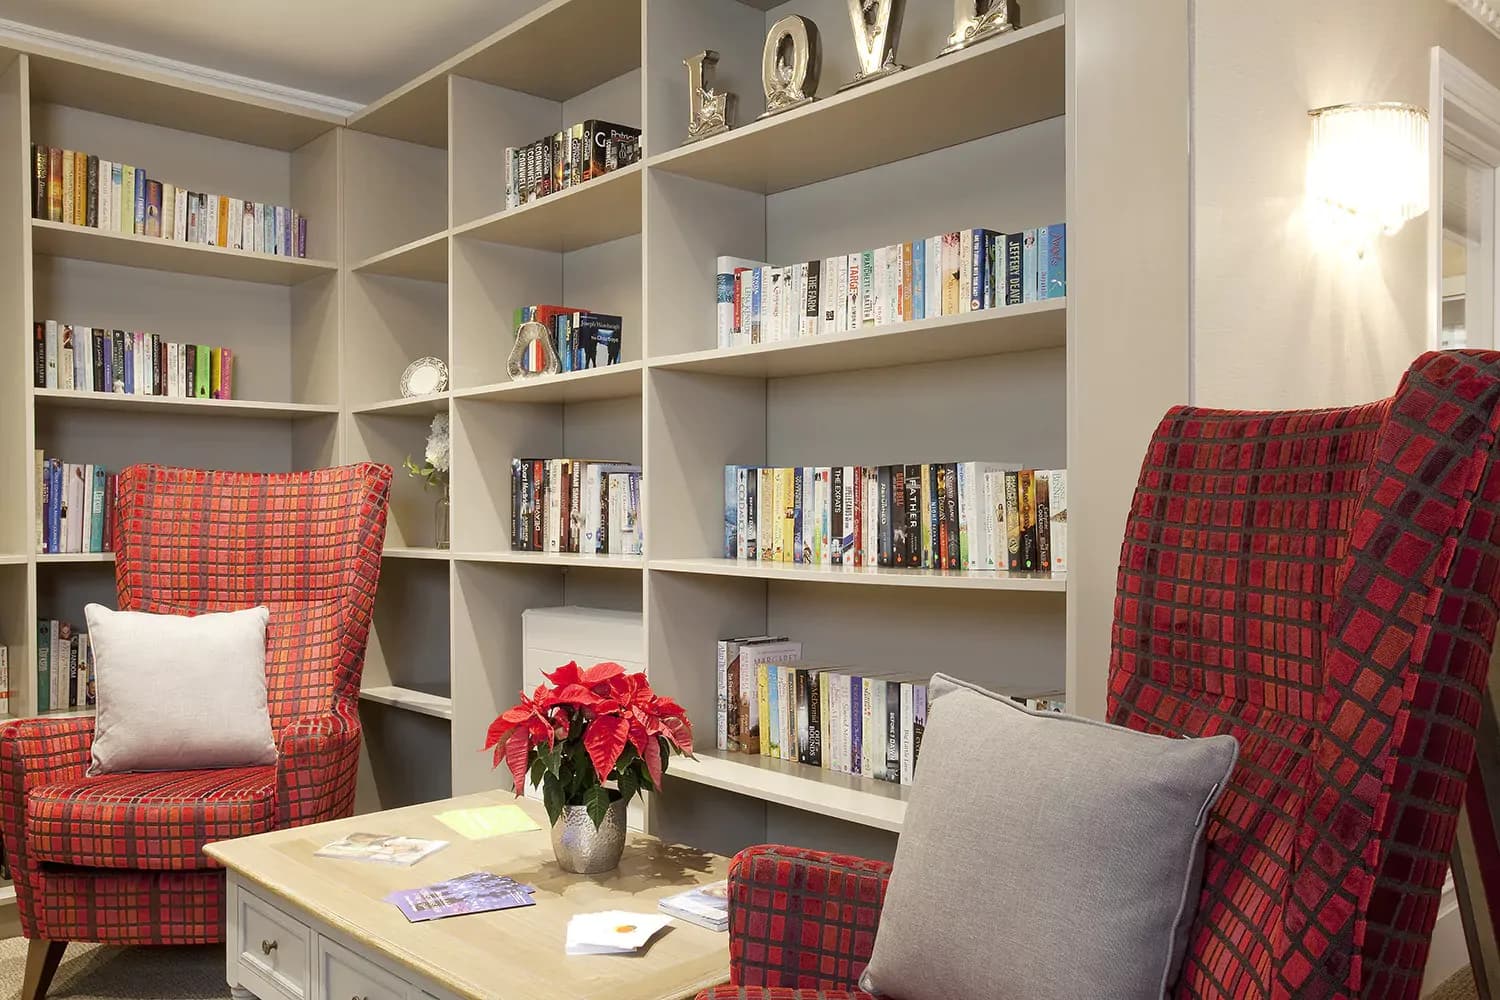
[1108,351,1500,998]
[113,464,391,734]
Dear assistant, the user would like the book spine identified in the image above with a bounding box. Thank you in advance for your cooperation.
[31,143,46,219]
[803,259,820,338]
[757,468,773,561]
[1035,470,1053,571]
[912,683,927,773]
[133,168,146,234]
[957,462,971,569]
[791,467,804,564]
[850,675,863,775]
[46,460,61,555]
[1018,469,1037,570]
[756,662,770,758]
[1023,229,1038,303]
[970,229,988,311]
[36,620,49,713]
[715,257,736,348]
[85,155,98,228]
[195,345,210,399]
[1045,223,1067,298]
[89,466,105,554]
[900,681,915,785]
[716,640,730,752]
[885,680,901,782]
[849,465,863,568]
[1005,470,1022,570]
[1048,469,1067,573]
[945,462,959,570]
[33,449,43,553]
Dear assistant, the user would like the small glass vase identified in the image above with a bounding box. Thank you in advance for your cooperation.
[434,484,450,550]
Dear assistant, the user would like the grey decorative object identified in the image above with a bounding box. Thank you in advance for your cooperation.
[839,0,905,92]
[759,15,821,119]
[507,319,561,379]
[399,356,448,397]
[550,798,628,874]
[684,50,734,144]
[940,0,1020,56]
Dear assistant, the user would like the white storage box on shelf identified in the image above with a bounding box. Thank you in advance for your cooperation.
[521,605,645,830]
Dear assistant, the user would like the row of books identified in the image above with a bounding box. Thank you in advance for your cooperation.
[712,636,1068,782]
[510,458,642,556]
[32,320,235,399]
[713,224,1067,349]
[36,454,118,555]
[503,121,642,210]
[513,305,624,374]
[31,144,309,257]
[723,465,1067,574]
[37,618,96,713]
[0,646,7,715]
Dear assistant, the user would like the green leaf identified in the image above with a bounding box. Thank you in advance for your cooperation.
[528,755,546,787]
[542,774,564,827]
[618,768,639,804]
[584,784,611,829]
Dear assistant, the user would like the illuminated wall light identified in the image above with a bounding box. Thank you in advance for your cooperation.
[1306,102,1430,256]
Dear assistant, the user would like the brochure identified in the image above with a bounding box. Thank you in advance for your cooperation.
[313,833,449,866]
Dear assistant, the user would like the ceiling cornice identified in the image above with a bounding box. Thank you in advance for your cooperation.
[0,16,361,118]
[1452,0,1500,41]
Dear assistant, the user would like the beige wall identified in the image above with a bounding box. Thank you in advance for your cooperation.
[1193,0,1500,409]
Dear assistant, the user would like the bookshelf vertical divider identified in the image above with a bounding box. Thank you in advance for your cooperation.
[0,0,1193,866]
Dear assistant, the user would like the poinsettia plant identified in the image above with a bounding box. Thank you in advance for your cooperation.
[483,661,694,829]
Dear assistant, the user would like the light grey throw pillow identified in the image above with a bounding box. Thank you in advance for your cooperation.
[861,673,1238,1000]
[85,604,277,775]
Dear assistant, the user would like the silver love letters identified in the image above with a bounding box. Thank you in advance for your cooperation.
[760,15,821,118]
[941,0,1020,56]
[684,49,735,144]
[841,0,905,91]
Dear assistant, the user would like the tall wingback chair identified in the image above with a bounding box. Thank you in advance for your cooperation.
[0,463,391,998]
[696,350,1500,1000]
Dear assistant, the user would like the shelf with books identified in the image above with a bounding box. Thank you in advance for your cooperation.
[645,16,1064,196]
[454,361,644,405]
[668,748,908,833]
[351,395,450,417]
[453,550,643,570]
[649,300,1067,379]
[451,162,642,254]
[30,220,337,286]
[348,0,643,149]
[359,684,454,721]
[32,389,339,421]
[352,230,449,283]
[35,706,96,721]
[649,557,1065,592]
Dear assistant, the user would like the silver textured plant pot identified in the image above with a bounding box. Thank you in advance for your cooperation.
[550,798,628,874]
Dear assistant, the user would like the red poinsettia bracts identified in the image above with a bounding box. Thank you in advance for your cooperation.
[483,661,694,823]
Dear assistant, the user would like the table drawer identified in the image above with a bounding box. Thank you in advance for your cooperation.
[318,936,412,1000]
[236,890,312,1000]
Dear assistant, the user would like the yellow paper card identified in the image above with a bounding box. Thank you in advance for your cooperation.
[434,805,541,840]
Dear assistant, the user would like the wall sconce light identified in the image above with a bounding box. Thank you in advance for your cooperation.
[1306,102,1429,255]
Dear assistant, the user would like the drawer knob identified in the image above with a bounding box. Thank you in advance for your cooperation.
[260,939,277,955]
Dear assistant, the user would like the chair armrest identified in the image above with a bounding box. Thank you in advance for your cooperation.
[275,701,361,828]
[0,716,95,933]
[727,845,891,992]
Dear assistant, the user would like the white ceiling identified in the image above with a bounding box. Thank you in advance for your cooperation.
[0,0,544,105]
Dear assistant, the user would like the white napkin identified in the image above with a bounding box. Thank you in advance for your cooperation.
[565,910,673,955]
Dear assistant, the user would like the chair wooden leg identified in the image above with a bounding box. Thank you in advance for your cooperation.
[20,939,66,1000]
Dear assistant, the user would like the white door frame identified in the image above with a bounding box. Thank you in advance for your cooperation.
[1429,48,1500,350]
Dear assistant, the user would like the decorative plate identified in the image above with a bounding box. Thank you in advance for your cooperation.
[400,357,448,397]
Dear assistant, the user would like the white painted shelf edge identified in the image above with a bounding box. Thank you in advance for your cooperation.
[668,748,908,833]
[359,685,454,720]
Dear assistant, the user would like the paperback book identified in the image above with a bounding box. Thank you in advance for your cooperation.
[32,321,234,399]
[504,121,642,210]
[34,617,96,714]
[510,458,641,556]
[658,881,730,932]
[512,304,624,374]
[34,452,118,555]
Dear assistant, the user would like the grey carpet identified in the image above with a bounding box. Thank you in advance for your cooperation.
[0,938,226,999]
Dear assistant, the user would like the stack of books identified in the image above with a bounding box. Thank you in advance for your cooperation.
[715,223,1066,349]
[503,121,642,210]
[723,464,1066,574]
[513,305,624,374]
[713,636,1064,780]
[510,459,641,556]
[36,617,96,713]
[31,144,308,257]
[35,453,118,555]
[32,321,234,399]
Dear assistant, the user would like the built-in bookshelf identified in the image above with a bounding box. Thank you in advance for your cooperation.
[0,0,1192,864]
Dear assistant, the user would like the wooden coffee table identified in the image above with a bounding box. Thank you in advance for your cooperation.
[204,792,730,1000]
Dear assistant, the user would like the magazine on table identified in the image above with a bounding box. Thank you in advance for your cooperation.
[386,871,537,923]
[313,833,449,866]
[658,880,730,931]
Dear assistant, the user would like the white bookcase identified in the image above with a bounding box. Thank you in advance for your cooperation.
[0,0,1193,865]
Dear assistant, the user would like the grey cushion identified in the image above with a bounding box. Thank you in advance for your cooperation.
[86,604,277,775]
[861,673,1238,1000]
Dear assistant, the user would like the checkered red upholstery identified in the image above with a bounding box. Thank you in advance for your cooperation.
[701,351,1500,1000]
[0,463,390,946]
[27,766,276,870]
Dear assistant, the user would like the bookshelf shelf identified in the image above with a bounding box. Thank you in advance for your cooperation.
[353,230,449,282]
[453,551,643,570]
[348,0,643,148]
[35,553,115,564]
[648,558,1066,593]
[383,546,454,561]
[645,16,1065,195]
[668,749,908,833]
[359,685,454,720]
[647,301,1067,379]
[0,555,26,566]
[454,362,643,405]
[451,163,643,253]
[33,389,338,421]
[35,706,96,720]
[30,220,338,286]
[351,394,450,416]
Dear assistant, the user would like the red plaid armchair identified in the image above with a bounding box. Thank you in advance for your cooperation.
[698,351,1500,1000]
[0,463,390,999]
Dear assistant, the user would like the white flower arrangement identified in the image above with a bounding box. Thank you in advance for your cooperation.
[404,412,451,489]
